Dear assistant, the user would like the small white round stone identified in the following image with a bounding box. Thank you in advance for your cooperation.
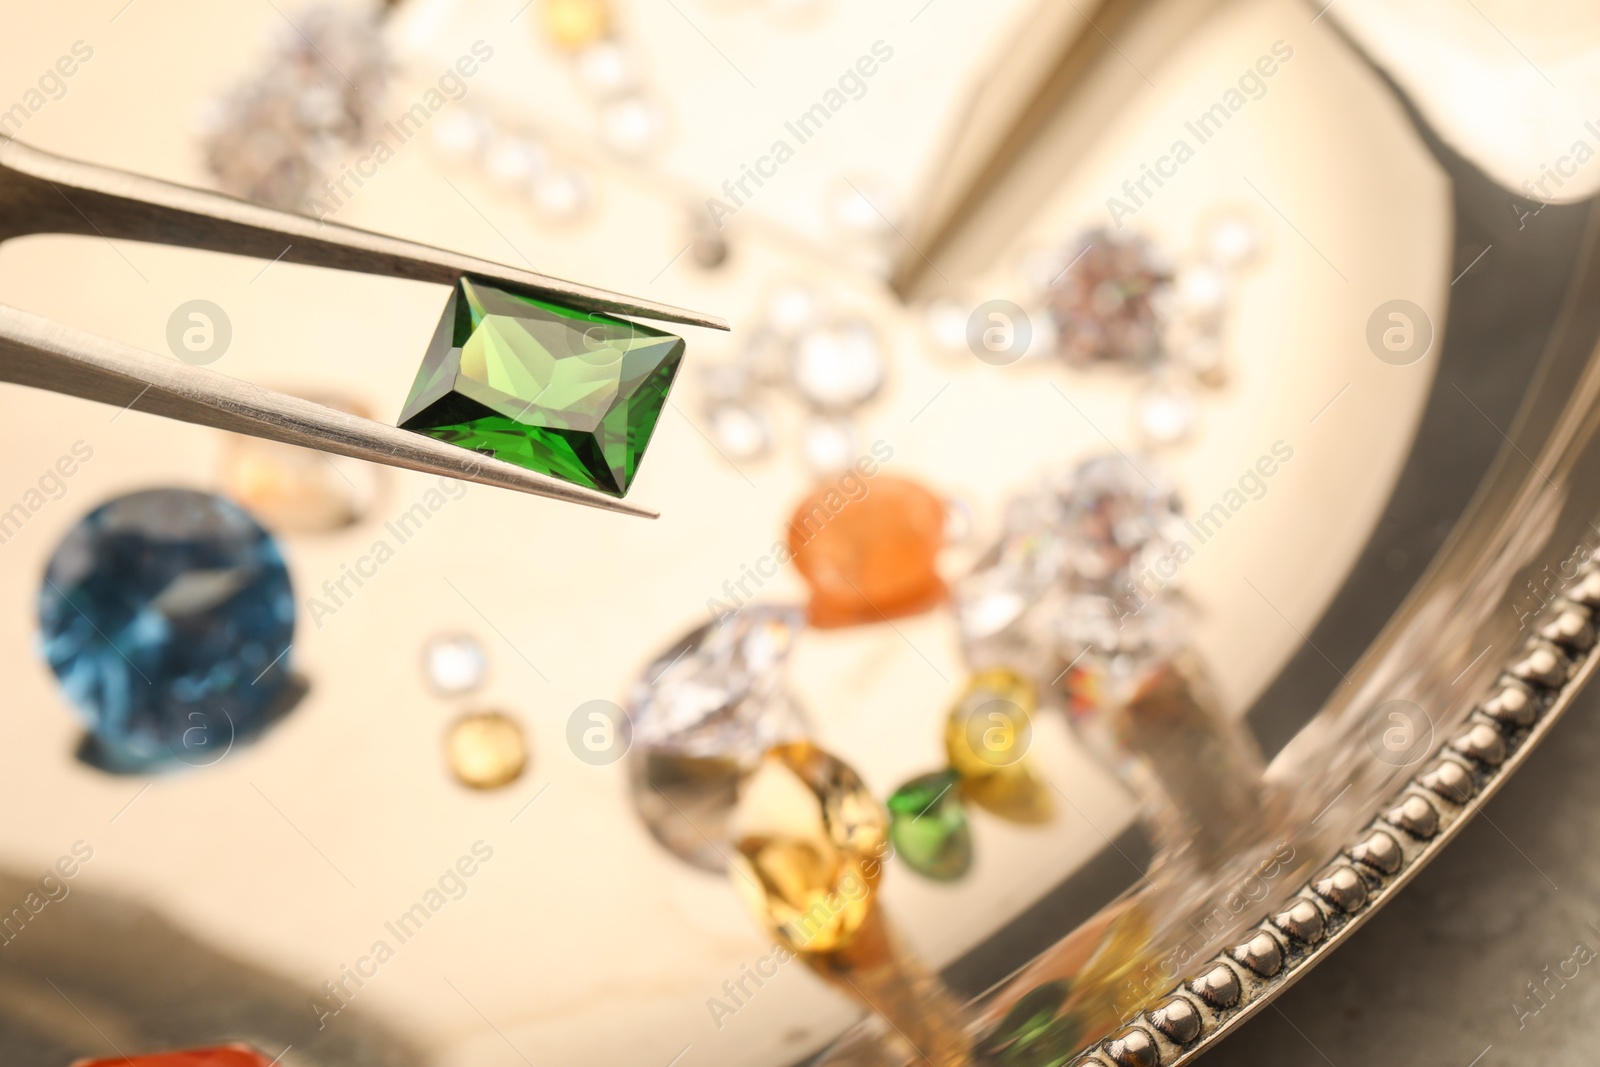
[433,109,491,162]
[423,633,488,695]
[484,134,547,187]
[825,176,893,237]
[1175,263,1229,319]
[790,320,884,411]
[800,415,860,473]
[600,95,663,156]
[531,167,591,220]
[1137,376,1198,447]
[707,402,773,461]
[766,284,822,338]
[1204,213,1261,267]
[923,298,970,354]
[575,40,636,98]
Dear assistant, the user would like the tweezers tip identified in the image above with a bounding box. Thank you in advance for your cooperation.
[605,498,660,519]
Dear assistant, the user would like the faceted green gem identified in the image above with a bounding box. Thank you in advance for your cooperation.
[397,277,685,497]
[886,768,973,881]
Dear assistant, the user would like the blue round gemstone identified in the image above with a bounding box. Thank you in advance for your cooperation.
[38,489,295,766]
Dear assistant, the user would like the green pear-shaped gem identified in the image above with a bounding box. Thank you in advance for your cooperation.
[887,768,973,881]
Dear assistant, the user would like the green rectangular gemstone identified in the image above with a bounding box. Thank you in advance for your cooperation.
[398,277,685,497]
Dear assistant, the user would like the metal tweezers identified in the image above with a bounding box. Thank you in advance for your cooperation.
[0,140,729,519]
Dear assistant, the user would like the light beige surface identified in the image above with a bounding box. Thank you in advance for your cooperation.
[0,1,1445,1065]
[1329,0,1600,204]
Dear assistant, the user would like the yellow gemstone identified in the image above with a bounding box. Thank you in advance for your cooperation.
[540,0,610,52]
[446,711,529,789]
[730,741,887,955]
[943,670,1052,823]
[944,668,1038,778]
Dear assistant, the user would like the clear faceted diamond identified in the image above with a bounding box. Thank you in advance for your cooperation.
[627,605,809,869]
[628,605,809,762]
[955,454,1189,680]
[1043,454,1185,586]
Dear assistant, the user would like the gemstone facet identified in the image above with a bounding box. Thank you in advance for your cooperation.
[628,606,808,761]
[398,277,685,497]
[627,606,809,868]
[730,740,888,954]
[887,769,973,880]
[955,453,1188,680]
[38,489,295,767]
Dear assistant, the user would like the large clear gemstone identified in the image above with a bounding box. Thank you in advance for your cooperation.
[627,605,809,869]
[629,605,808,759]
[955,454,1189,682]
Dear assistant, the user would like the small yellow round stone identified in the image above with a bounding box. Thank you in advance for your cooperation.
[730,741,888,955]
[446,711,529,789]
[944,669,1052,823]
[540,0,611,52]
[944,668,1038,777]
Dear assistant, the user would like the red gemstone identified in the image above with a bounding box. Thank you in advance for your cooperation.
[74,1046,272,1067]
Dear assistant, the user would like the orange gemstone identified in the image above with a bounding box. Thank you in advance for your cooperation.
[787,474,947,628]
[74,1047,271,1067]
